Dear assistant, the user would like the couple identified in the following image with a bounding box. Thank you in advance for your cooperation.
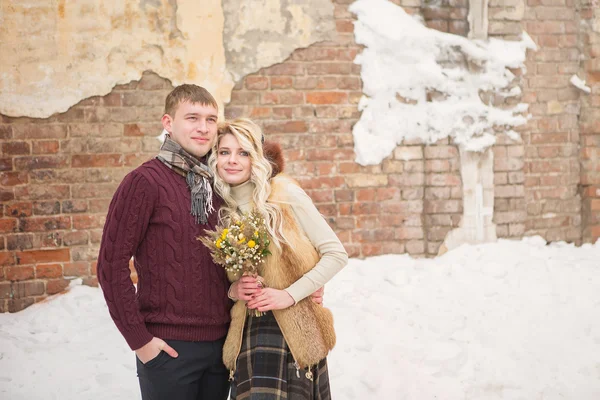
[97,84,348,400]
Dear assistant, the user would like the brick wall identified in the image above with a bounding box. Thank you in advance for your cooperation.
[0,0,598,312]
[521,0,583,242]
[580,0,600,242]
[0,73,169,311]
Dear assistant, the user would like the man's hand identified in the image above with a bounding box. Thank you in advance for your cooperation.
[310,286,324,305]
[135,337,178,364]
[246,288,295,312]
[229,275,264,301]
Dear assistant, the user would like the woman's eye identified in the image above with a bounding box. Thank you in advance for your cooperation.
[240,151,249,157]
[218,150,229,155]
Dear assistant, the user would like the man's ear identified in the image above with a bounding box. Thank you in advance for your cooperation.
[161,114,173,133]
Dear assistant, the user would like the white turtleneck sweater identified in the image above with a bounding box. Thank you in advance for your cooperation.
[229,180,348,303]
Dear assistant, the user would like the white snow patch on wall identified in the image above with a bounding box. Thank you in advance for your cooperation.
[350,0,537,165]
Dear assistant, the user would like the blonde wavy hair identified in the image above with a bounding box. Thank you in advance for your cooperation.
[209,118,288,247]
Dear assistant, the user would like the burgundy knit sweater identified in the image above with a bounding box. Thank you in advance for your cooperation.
[97,158,231,350]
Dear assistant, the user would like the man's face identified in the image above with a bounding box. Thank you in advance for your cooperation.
[162,101,218,158]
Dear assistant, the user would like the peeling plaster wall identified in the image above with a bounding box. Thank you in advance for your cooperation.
[223,0,335,81]
[0,0,334,118]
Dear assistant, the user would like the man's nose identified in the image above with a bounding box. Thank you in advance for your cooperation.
[197,119,208,133]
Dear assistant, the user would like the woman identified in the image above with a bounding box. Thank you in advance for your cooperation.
[208,118,348,399]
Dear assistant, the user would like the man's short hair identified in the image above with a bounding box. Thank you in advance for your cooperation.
[164,84,218,117]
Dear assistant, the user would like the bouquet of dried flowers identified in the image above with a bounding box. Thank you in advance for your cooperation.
[199,210,271,316]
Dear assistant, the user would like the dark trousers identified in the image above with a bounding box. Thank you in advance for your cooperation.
[136,338,230,400]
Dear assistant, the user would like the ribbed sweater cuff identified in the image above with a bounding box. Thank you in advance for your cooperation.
[123,324,154,351]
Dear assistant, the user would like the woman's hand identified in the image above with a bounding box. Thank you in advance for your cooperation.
[246,288,295,312]
[229,275,264,301]
[310,286,324,305]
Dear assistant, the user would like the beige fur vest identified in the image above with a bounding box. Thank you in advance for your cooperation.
[222,175,336,371]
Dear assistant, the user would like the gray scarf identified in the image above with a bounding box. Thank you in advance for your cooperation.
[156,135,215,224]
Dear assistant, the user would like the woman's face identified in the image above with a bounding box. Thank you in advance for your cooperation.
[216,133,252,186]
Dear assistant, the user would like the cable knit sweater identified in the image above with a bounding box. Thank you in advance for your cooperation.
[97,158,231,350]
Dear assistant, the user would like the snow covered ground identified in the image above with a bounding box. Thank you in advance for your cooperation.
[1,237,599,399]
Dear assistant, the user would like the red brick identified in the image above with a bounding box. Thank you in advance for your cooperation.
[306,63,352,75]
[0,252,14,266]
[7,298,35,312]
[46,279,70,295]
[73,215,106,229]
[0,172,28,186]
[315,77,338,90]
[12,125,67,139]
[336,19,354,33]
[64,262,89,277]
[20,216,71,232]
[33,232,63,248]
[63,230,89,246]
[0,159,12,174]
[263,121,307,134]
[124,124,143,136]
[248,107,272,119]
[262,63,305,76]
[124,153,153,167]
[425,20,449,33]
[306,92,348,105]
[89,199,111,213]
[14,156,69,170]
[0,219,17,234]
[14,184,70,200]
[307,148,355,161]
[245,76,269,90]
[62,200,88,214]
[270,77,293,89]
[82,277,99,287]
[71,183,118,199]
[334,190,354,202]
[72,154,122,168]
[5,266,34,281]
[1,189,15,202]
[0,125,13,139]
[11,280,45,297]
[261,91,304,105]
[31,201,60,216]
[32,141,60,154]
[36,264,63,279]
[2,141,30,155]
[16,249,70,265]
[297,176,345,190]
[272,107,293,119]
[6,234,33,251]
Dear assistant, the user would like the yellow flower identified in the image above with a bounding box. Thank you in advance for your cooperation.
[216,239,222,248]
[248,240,256,248]
[221,229,229,240]
[238,238,246,244]
[254,230,259,237]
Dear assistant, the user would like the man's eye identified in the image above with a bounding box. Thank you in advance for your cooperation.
[188,117,197,121]
[208,118,217,123]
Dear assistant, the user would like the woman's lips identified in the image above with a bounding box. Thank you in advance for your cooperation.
[224,169,241,174]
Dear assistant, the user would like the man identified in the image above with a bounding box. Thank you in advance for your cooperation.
[97,84,231,399]
[98,84,324,400]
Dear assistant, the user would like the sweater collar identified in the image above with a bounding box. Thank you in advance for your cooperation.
[230,180,254,209]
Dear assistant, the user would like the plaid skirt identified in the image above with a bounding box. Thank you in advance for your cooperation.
[230,311,331,400]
